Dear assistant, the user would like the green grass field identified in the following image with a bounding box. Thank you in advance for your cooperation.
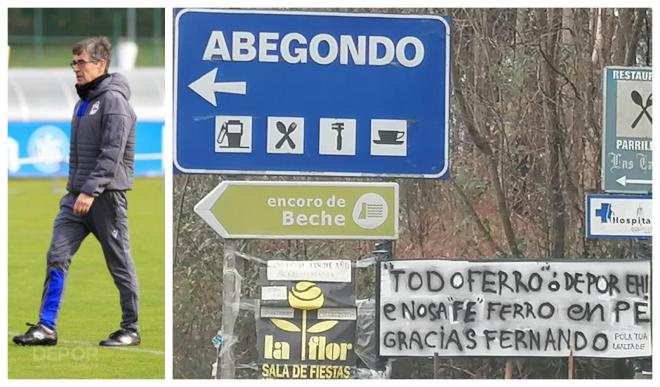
[8,178,164,379]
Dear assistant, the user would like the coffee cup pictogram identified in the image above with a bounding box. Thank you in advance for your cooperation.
[375,130,405,144]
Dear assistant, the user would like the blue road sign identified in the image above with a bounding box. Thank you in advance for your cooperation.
[175,9,450,178]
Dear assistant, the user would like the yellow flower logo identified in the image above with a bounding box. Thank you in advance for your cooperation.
[288,281,324,310]
[270,281,338,361]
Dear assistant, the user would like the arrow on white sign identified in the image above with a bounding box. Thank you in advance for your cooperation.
[616,176,652,187]
[188,68,246,107]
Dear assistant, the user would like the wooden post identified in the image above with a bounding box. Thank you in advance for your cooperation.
[433,353,439,379]
[568,350,574,379]
[504,359,513,379]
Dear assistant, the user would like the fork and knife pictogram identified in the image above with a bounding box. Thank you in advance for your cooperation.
[275,121,297,149]
[631,90,652,128]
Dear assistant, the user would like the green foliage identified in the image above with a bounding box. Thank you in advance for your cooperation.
[454,171,489,200]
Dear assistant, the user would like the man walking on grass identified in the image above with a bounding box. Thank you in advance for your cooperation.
[13,36,141,347]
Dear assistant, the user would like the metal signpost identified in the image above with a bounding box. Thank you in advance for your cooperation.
[585,194,651,239]
[195,181,399,240]
[175,9,450,178]
[602,67,652,193]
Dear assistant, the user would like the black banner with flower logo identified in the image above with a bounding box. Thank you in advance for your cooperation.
[257,281,357,379]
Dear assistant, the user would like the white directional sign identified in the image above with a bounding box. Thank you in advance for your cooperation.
[586,194,651,239]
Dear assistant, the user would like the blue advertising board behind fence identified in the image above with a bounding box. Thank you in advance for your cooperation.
[8,121,164,177]
[175,9,450,177]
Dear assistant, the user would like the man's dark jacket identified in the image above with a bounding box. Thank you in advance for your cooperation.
[67,73,136,196]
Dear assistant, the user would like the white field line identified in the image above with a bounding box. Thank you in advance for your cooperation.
[8,332,164,356]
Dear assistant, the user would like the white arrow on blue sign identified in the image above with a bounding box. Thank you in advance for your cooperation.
[188,68,247,107]
[174,9,451,178]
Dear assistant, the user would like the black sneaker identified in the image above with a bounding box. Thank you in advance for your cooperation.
[99,329,141,346]
[13,323,57,346]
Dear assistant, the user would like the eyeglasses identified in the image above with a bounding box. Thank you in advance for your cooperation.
[69,59,99,69]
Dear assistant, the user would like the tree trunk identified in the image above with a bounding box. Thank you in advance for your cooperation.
[452,9,521,258]
[538,8,567,258]
[626,9,644,65]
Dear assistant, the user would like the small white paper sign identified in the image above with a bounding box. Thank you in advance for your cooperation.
[267,260,352,283]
